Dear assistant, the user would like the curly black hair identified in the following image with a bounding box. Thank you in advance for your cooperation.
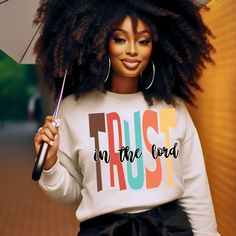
[33,0,215,106]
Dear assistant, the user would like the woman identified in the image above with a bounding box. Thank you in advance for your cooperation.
[34,0,219,235]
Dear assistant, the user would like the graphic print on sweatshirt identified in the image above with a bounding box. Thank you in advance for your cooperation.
[88,108,179,192]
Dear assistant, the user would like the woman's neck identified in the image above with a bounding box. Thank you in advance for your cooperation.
[110,75,139,94]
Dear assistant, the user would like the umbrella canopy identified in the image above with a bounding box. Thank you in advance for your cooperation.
[0,0,211,65]
[0,0,40,64]
[194,0,212,8]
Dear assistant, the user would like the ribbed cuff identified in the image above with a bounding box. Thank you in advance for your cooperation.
[39,156,63,186]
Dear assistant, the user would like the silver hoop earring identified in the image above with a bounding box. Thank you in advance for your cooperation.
[104,57,111,83]
[145,60,155,90]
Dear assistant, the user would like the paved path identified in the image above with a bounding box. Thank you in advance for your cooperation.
[0,122,79,236]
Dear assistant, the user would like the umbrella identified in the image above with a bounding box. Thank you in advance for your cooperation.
[0,0,40,64]
[194,0,213,8]
[0,0,212,65]
[32,67,68,181]
[0,0,68,180]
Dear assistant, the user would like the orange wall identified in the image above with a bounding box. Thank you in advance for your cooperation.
[188,1,236,235]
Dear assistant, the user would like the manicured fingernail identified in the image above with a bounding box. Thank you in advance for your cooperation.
[54,135,58,140]
[37,127,43,133]
[50,141,54,146]
[54,118,60,127]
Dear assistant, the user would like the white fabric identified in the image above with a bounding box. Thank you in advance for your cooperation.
[39,89,219,235]
[0,0,39,64]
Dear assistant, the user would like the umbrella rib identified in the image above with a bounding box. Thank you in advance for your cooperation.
[19,25,41,64]
[0,0,9,4]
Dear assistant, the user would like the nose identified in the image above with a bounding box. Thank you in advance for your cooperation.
[126,41,137,56]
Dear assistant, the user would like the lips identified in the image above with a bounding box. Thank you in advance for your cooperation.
[121,58,140,69]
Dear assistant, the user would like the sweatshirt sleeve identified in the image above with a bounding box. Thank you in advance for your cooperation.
[38,96,82,205]
[38,151,82,205]
[178,105,220,236]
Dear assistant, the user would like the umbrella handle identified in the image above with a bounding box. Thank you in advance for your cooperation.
[32,119,59,181]
[32,141,50,181]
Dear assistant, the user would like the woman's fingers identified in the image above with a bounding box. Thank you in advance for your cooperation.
[40,132,54,146]
[34,116,61,170]
[45,115,54,123]
[41,127,53,140]
[34,116,60,152]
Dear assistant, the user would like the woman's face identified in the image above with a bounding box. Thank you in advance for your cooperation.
[108,15,153,82]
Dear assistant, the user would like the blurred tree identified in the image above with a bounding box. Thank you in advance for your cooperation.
[0,50,38,121]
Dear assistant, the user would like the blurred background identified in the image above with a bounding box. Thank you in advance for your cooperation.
[0,51,79,235]
[0,0,235,235]
[188,1,236,235]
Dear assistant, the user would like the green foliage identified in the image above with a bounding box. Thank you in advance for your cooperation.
[0,50,38,121]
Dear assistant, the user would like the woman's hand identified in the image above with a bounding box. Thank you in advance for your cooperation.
[34,116,60,170]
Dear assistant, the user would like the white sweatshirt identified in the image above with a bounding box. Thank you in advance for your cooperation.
[39,89,219,235]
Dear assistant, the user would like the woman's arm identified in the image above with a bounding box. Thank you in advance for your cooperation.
[39,152,82,205]
[178,107,220,236]
[34,114,82,205]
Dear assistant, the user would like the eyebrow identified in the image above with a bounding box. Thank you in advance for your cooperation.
[113,28,151,36]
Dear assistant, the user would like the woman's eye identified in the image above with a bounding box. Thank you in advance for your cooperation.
[113,37,126,43]
[139,40,151,45]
